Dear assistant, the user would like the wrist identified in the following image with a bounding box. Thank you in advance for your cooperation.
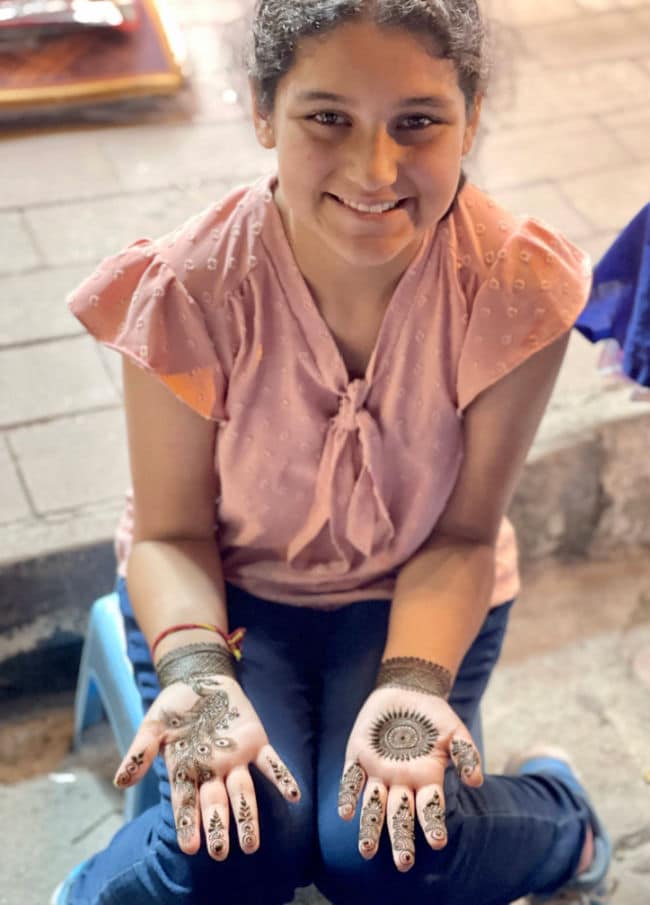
[375,656,453,700]
[154,627,230,661]
[155,641,237,687]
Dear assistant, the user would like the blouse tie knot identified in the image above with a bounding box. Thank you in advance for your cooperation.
[333,379,369,431]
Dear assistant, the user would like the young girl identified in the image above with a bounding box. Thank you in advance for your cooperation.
[55,2,611,903]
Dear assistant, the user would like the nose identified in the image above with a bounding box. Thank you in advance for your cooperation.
[345,125,400,192]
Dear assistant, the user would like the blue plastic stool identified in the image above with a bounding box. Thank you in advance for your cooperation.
[74,592,159,821]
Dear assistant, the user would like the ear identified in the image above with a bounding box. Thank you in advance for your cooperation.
[249,79,276,150]
[462,94,483,157]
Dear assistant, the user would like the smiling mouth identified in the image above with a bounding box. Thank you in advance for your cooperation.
[327,193,409,214]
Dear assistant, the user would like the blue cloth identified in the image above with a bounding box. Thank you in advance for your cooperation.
[68,581,592,905]
[575,203,650,388]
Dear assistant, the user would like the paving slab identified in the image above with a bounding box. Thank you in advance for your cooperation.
[559,161,650,232]
[0,437,31,523]
[9,408,129,514]
[0,211,41,275]
[0,265,89,346]
[0,336,118,428]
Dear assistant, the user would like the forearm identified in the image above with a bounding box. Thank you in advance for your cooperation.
[383,534,496,677]
[126,537,229,660]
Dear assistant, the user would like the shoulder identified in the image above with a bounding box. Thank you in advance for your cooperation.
[153,172,275,303]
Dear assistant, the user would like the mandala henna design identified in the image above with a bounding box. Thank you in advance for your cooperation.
[376,657,453,700]
[338,760,364,817]
[359,787,383,855]
[423,790,446,841]
[391,793,415,868]
[451,739,479,779]
[207,809,227,857]
[369,710,439,762]
[115,750,145,787]
[156,642,236,686]
[237,794,257,849]
[266,756,299,799]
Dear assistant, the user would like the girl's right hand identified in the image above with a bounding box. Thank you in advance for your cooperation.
[113,674,301,859]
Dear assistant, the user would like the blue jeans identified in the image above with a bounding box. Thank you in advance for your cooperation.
[70,580,591,905]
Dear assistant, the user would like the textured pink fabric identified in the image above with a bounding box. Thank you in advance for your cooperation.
[68,172,592,608]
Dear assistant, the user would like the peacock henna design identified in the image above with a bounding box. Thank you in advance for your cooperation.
[376,657,453,700]
[115,750,145,787]
[338,760,364,817]
[369,710,439,762]
[207,809,227,857]
[266,755,299,799]
[175,804,196,844]
[423,790,447,842]
[391,793,415,869]
[359,787,383,856]
[237,794,257,850]
[451,738,479,779]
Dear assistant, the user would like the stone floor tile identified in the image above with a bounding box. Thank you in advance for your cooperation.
[520,10,649,66]
[0,336,118,427]
[475,116,634,190]
[577,230,620,263]
[0,211,41,275]
[559,161,650,231]
[9,409,128,513]
[487,182,594,240]
[0,266,89,346]
[99,121,274,193]
[24,180,239,266]
[601,107,650,162]
[0,438,31,523]
[492,59,650,127]
[0,130,118,210]
[488,0,582,26]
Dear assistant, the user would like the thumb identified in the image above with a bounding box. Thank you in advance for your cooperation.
[449,728,483,787]
[113,722,162,788]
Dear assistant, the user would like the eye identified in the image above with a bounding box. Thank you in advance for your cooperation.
[309,111,348,127]
[399,115,442,130]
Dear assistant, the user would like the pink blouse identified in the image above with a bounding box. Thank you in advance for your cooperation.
[68,172,592,608]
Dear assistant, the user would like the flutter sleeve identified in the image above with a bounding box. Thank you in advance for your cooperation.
[67,238,227,420]
[456,218,593,411]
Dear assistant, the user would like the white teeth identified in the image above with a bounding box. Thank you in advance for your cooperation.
[338,196,399,214]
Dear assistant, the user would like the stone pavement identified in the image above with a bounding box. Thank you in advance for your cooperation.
[1,0,650,902]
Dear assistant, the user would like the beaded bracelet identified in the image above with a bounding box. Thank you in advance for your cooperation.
[151,622,246,661]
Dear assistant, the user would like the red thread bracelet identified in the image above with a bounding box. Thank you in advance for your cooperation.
[151,623,246,661]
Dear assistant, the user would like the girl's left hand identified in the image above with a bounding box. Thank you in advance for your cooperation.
[338,686,483,872]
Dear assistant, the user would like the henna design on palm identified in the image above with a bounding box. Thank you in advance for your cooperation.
[451,738,479,779]
[376,657,453,699]
[163,682,240,787]
[207,809,227,857]
[359,786,383,855]
[266,755,299,799]
[423,790,446,842]
[237,794,257,849]
[369,710,439,761]
[338,760,364,817]
[115,750,145,787]
[392,793,415,868]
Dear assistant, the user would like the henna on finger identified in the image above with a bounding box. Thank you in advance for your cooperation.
[237,794,258,851]
[370,710,439,762]
[423,790,447,843]
[266,755,299,800]
[376,657,453,700]
[207,808,228,859]
[359,786,383,857]
[338,760,364,818]
[391,793,415,870]
[451,738,480,780]
[114,750,145,787]
[175,783,198,845]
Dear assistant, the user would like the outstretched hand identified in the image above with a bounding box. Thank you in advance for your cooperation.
[338,684,483,871]
[113,674,301,859]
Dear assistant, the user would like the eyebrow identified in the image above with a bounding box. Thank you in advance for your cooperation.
[296,90,453,108]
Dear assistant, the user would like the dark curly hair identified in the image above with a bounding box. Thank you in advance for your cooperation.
[246,0,489,116]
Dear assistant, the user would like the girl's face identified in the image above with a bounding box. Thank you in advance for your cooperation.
[251,19,481,278]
